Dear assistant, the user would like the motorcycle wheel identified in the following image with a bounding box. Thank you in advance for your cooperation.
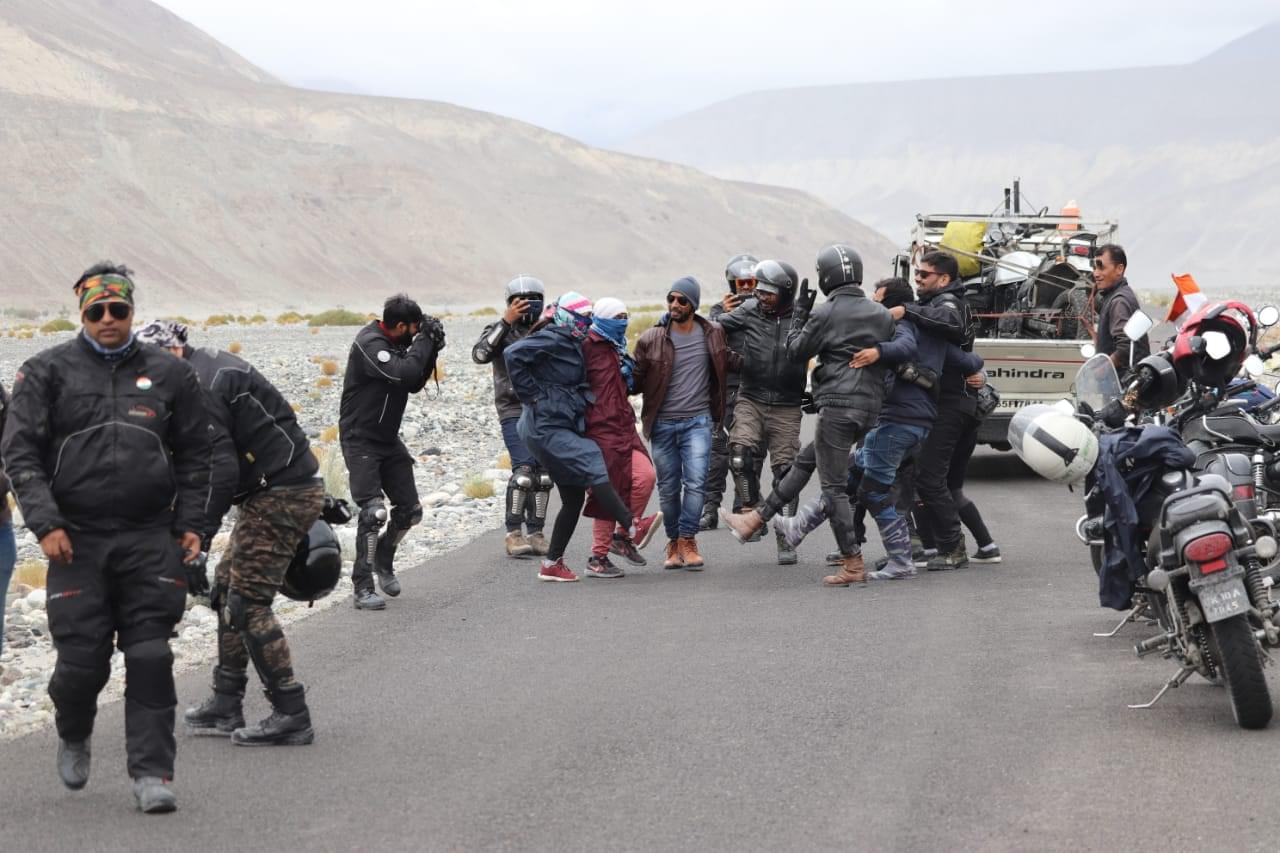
[1207,614,1273,730]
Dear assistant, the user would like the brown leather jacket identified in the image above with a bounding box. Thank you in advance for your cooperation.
[632,314,736,439]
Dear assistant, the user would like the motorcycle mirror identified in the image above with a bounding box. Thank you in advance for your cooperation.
[1079,343,1096,358]
[1256,536,1278,562]
[1123,310,1154,340]
[1203,330,1232,360]
[1258,305,1280,328]
[1243,354,1266,376]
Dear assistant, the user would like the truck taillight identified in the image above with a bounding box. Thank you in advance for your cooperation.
[1184,533,1233,563]
[1070,245,1091,256]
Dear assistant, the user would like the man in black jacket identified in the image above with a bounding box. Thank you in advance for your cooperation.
[715,259,807,564]
[1092,244,1150,374]
[340,294,444,610]
[472,275,549,558]
[1,264,210,813]
[136,321,325,748]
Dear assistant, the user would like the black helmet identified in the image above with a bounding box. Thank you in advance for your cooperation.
[281,520,342,603]
[815,244,863,295]
[753,259,797,294]
[1133,353,1181,411]
[724,254,759,292]
[504,274,545,323]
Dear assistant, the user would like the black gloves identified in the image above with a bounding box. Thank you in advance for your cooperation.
[420,315,447,351]
[321,495,353,525]
[186,551,211,597]
[795,278,816,314]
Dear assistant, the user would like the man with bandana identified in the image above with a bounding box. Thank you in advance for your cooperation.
[135,320,325,747]
[339,294,445,611]
[1,263,211,813]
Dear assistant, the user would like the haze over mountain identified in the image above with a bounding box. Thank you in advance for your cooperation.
[624,23,1280,296]
[0,0,892,315]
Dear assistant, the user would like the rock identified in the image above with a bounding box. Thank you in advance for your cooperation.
[13,599,30,616]
[186,605,215,627]
[440,482,460,494]
[448,492,467,506]
[0,669,21,686]
[423,491,451,508]
[11,583,32,597]
[422,446,442,456]
[25,589,47,610]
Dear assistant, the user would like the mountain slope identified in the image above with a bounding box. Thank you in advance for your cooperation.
[623,23,1280,295]
[0,0,892,314]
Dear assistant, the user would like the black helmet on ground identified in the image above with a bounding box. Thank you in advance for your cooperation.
[281,520,343,603]
[815,244,863,296]
[724,254,759,292]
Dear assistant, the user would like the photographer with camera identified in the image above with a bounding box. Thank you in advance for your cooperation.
[339,294,445,610]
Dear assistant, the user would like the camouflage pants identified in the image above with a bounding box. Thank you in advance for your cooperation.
[215,482,325,691]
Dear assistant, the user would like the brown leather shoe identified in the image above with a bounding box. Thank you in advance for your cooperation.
[663,539,684,570]
[719,508,765,543]
[823,553,866,586]
[679,537,704,570]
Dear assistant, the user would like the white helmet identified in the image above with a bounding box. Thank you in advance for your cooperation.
[1009,405,1098,485]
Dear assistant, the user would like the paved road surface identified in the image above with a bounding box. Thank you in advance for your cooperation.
[1,450,1275,851]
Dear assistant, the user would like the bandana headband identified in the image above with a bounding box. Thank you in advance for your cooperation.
[78,274,135,311]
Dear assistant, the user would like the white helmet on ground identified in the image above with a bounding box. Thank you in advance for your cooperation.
[1009,405,1098,485]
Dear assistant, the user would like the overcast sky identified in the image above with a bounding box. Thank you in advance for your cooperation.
[156,0,1276,144]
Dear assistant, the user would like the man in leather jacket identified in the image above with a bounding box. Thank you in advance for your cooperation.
[1,263,210,813]
[1093,244,1150,374]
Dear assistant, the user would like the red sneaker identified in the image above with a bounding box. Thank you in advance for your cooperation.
[631,512,663,550]
[537,559,579,582]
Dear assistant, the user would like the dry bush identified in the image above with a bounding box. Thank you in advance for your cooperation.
[228,341,243,354]
[277,311,305,325]
[205,314,233,326]
[495,450,511,469]
[16,329,34,339]
[308,309,366,327]
[320,425,339,443]
[463,474,495,499]
[320,359,339,376]
[249,314,267,324]
[319,444,350,500]
[40,317,75,333]
[12,560,47,590]
[432,364,447,383]
[290,402,302,413]
[470,306,499,317]
[315,377,333,388]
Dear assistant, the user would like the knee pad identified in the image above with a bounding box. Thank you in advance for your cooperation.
[121,637,177,707]
[49,643,113,705]
[507,465,535,519]
[224,589,256,631]
[533,470,554,520]
[729,444,754,474]
[390,502,423,531]
[857,478,895,518]
[358,499,388,530]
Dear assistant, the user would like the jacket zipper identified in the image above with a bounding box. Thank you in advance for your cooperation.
[378,394,389,424]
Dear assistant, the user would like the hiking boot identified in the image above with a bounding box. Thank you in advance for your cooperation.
[505,531,533,558]
[184,667,246,736]
[913,548,938,568]
[374,568,401,598]
[663,539,684,570]
[699,505,719,531]
[610,534,646,566]
[776,531,797,566]
[971,544,1002,564]
[57,738,91,790]
[720,508,765,544]
[586,555,625,579]
[679,537,704,571]
[526,531,550,556]
[537,559,579,582]
[823,553,867,586]
[353,588,386,610]
[233,690,315,747]
[131,776,177,813]
[926,543,969,572]
[632,512,663,550]
[869,562,918,581]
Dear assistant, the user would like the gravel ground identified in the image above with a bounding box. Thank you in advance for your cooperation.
[0,317,511,739]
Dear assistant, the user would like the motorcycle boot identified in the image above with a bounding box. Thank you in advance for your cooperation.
[232,684,314,747]
[57,737,91,790]
[505,530,533,557]
[775,493,799,565]
[132,776,177,814]
[184,666,247,736]
[699,504,719,531]
[771,496,827,550]
[720,507,766,543]
[372,502,420,598]
[823,553,867,586]
[926,540,969,572]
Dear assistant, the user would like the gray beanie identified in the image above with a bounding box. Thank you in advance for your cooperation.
[668,275,702,312]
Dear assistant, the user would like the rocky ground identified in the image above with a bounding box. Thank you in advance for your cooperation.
[0,317,512,739]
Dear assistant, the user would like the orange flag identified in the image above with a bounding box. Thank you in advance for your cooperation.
[1166,273,1207,325]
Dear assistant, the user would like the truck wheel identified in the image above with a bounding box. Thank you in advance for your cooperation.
[1208,614,1273,729]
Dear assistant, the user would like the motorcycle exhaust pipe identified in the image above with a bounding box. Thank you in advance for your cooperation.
[1135,634,1173,657]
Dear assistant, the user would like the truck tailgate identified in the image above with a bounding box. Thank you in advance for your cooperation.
[974,339,1085,448]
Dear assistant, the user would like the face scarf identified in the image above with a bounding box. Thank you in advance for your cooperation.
[553,291,594,340]
[590,297,635,390]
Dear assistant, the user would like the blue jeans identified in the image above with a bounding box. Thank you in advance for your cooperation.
[650,414,713,539]
[0,521,17,654]
[500,416,538,470]
[855,422,929,569]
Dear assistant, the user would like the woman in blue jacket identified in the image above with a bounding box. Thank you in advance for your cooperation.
[504,293,637,582]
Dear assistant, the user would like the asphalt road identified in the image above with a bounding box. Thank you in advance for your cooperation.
[2,449,1278,851]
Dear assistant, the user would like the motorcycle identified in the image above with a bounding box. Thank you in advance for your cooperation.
[1012,310,1280,727]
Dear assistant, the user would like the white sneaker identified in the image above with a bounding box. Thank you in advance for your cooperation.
[971,545,1002,564]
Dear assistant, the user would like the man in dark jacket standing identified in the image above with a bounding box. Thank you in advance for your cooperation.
[715,259,807,564]
[340,294,444,610]
[135,321,326,747]
[633,276,733,570]
[1092,244,1150,374]
[472,275,549,558]
[1,264,210,813]
[722,245,894,585]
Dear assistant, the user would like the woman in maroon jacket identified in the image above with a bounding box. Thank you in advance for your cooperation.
[582,299,661,577]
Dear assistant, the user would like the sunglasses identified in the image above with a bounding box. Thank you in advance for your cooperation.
[83,302,132,323]
[667,294,690,307]
[914,269,940,280]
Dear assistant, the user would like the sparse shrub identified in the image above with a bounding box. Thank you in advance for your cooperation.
[249,314,268,324]
[470,306,499,317]
[290,402,302,413]
[205,314,233,326]
[626,313,663,349]
[463,473,495,499]
[235,315,248,324]
[165,315,194,326]
[308,309,367,327]
[319,443,350,500]
[277,311,306,325]
[40,317,76,333]
[228,341,243,354]
[315,377,333,388]
[496,451,511,469]
[320,425,339,443]
[17,329,34,339]
[13,560,47,590]
[321,359,338,376]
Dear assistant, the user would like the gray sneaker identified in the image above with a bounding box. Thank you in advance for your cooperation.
[57,738,91,790]
[869,563,918,581]
[353,589,386,610]
[132,776,177,814]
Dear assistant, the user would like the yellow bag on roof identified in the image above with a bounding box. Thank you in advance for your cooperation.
[940,221,985,278]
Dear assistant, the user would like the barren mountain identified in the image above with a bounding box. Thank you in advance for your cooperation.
[0,0,892,315]
[623,23,1280,296]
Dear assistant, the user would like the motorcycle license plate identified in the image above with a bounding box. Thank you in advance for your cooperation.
[1199,579,1249,624]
